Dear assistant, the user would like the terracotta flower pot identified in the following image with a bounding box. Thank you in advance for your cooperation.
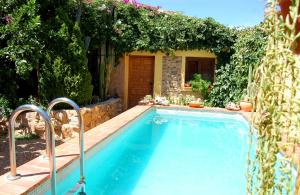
[239,101,253,112]
[279,0,300,54]
[184,83,191,87]
[189,102,204,108]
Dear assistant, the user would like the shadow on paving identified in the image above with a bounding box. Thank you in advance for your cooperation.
[0,136,64,176]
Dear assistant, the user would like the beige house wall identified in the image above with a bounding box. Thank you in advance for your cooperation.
[109,50,216,109]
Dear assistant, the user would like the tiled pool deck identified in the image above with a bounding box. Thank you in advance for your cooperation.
[0,105,250,194]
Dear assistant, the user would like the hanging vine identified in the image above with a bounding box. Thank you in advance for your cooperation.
[247,0,300,194]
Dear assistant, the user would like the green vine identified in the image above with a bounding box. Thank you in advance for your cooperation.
[208,25,267,107]
[81,0,237,67]
[247,0,300,194]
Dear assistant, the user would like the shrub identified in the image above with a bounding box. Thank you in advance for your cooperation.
[189,74,211,99]
[39,8,93,105]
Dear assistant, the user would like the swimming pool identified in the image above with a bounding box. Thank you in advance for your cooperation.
[47,108,249,195]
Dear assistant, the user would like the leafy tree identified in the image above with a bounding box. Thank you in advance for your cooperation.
[0,0,41,110]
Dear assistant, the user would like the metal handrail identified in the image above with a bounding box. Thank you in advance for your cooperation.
[7,104,57,195]
[47,97,85,188]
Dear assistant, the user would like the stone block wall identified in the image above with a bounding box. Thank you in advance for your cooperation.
[180,90,202,98]
[161,56,182,96]
[10,98,123,139]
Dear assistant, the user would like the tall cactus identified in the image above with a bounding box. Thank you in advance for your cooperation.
[247,0,300,194]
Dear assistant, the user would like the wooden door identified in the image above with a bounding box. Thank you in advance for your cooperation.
[128,56,154,108]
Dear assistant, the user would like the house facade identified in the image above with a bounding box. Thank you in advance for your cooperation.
[109,50,216,109]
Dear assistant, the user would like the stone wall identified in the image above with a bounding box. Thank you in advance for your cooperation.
[161,56,182,96]
[180,90,202,98]
[11,98,123,139]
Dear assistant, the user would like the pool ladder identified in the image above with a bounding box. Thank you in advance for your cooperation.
[7,97,86,195]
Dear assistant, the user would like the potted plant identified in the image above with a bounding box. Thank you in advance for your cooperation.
[154,96,169,106]
[189,74,211,99]
[189,98,204,108]
[139,95,153,105]
[239,96,252,112]
[225,102,240,111]
[184,95,195,106]
[184,83,191,87]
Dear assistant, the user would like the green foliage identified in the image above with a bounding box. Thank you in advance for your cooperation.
[39,12,93,104]
[0,0,93,108]
[143,95,153,101]
[0,0,41,78]
[0,96,12,118]
[82,1,237,66]
[208,25,267,107]
[81,1,263,106]
[167,94,196,106]
[0,0,41,110]
[182,95,197,105]
[0,0,262,113]
[189,74,211,99]
[247,1,300,194]
[15,133,39,140]
[81,1,116,49]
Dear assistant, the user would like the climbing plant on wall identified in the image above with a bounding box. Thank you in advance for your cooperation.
[208,26,267,107]
[80,0,237,101]
[80,0,267,106]
[81,0,237,66]
[115,4,237,67]
[247,0,300,194]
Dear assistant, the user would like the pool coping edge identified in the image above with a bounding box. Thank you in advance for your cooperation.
[0,105,152,195]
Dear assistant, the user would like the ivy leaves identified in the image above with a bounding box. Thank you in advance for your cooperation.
[208,26,267,107]
[82,1,236,63]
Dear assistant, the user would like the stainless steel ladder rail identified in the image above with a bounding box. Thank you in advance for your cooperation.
[47,97,85,193]
[7,104,57,195]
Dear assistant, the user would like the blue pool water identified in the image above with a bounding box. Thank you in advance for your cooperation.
[48,108,249,195]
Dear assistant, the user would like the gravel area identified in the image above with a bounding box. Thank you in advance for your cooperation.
[0,136,64,176]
